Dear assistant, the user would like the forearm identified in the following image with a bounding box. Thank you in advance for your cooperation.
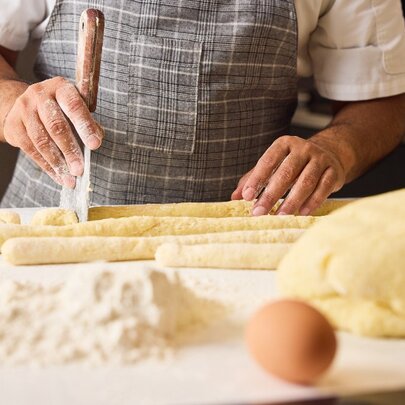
[310,94,405,183]
[0,53,28,142]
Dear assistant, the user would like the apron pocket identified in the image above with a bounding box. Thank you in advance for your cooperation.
[128,35,202,154]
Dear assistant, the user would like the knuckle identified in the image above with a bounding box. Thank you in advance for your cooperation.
[28,82,44,95]
[322,176,336,191]
[19,139,34,154]
[52,76,68,87]
[33,133,51,150]
[301,141,314,155]
[14,94,30,110]
[48,119,69,137]
[67,96,85,115]
[323,169,338,188]
[301,174,318,190]
[259,152,274,168]
[278,166,294,181]
[274,136,290,147]
[64,145,81,159]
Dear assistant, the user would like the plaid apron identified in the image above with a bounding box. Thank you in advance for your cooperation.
[1,0,297,207]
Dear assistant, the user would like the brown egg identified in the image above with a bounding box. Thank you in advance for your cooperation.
[245,299,337,384]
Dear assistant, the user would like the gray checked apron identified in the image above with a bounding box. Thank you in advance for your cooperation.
[1,0,298,207]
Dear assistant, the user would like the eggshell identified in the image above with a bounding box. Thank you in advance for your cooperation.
[245,299,337,384]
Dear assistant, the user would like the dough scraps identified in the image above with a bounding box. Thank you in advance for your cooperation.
[31,208,78,226]
[0,210,20,225]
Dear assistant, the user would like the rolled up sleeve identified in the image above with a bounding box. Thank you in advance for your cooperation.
[0,0,49,51]
[309,0,405,101]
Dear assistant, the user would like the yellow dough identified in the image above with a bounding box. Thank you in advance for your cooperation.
[155,243,291,270]
[2,229,303,265]
[88,199,351,220]
[88,200,253,220]
[0,214,318,249]
[0,210,21,225]
[277,189,405,337]
[31,208,78,226]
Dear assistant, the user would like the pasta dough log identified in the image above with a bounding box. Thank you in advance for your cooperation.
[31,208,79,226]
[88,199,350,220]
[155,243,291,270]
[0,215,317,249]
[89,200,253,220]
[0,210,21,225]
[2,229,304,265]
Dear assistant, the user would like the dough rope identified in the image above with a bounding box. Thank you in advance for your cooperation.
[2,229,303,265]
[88,199,351,220]
[0,214,318,249]
[155,243,291,270]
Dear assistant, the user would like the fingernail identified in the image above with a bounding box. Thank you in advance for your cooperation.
[277,211,288,216]
[242,187,256,201]
[252,206,268,216]
[87,135,101,149]
[69,160,83,177]
[63,174,76,189]
[300,207,311,216]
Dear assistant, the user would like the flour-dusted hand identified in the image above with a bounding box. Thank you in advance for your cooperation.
[3,76,104,188]
[232,136,345,216]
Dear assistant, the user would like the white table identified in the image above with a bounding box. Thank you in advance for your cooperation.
[0,209,405,405]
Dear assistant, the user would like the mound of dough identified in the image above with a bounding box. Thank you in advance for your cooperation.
[31,208,78,226]
[277,189,405,337]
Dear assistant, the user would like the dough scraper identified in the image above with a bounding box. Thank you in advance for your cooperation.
[59,9,104,222]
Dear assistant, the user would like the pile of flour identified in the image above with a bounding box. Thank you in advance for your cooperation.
[0,267,225,366]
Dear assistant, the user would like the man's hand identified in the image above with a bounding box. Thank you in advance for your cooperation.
[3,76,104,188]
[232,94,405,216]
[231,135,346,216]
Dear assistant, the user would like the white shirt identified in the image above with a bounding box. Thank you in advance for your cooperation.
[1,0,405,101]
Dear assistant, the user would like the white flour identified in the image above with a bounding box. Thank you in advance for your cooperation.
[0,267,225,366]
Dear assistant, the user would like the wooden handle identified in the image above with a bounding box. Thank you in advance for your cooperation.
[76,9,104,112]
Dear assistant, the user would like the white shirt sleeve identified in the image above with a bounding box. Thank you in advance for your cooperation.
[306,0,405,101]
[0,0,54,51]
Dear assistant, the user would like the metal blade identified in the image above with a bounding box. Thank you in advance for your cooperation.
[59,146,90,222]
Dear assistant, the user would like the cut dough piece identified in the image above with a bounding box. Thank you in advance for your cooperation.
[277,189,405,337]
[0,214,318,249]
[88,199,351,220]
[2,229,304,265]
[0,210,20,225]
[31,208,78,226]
[155,243,291,270]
